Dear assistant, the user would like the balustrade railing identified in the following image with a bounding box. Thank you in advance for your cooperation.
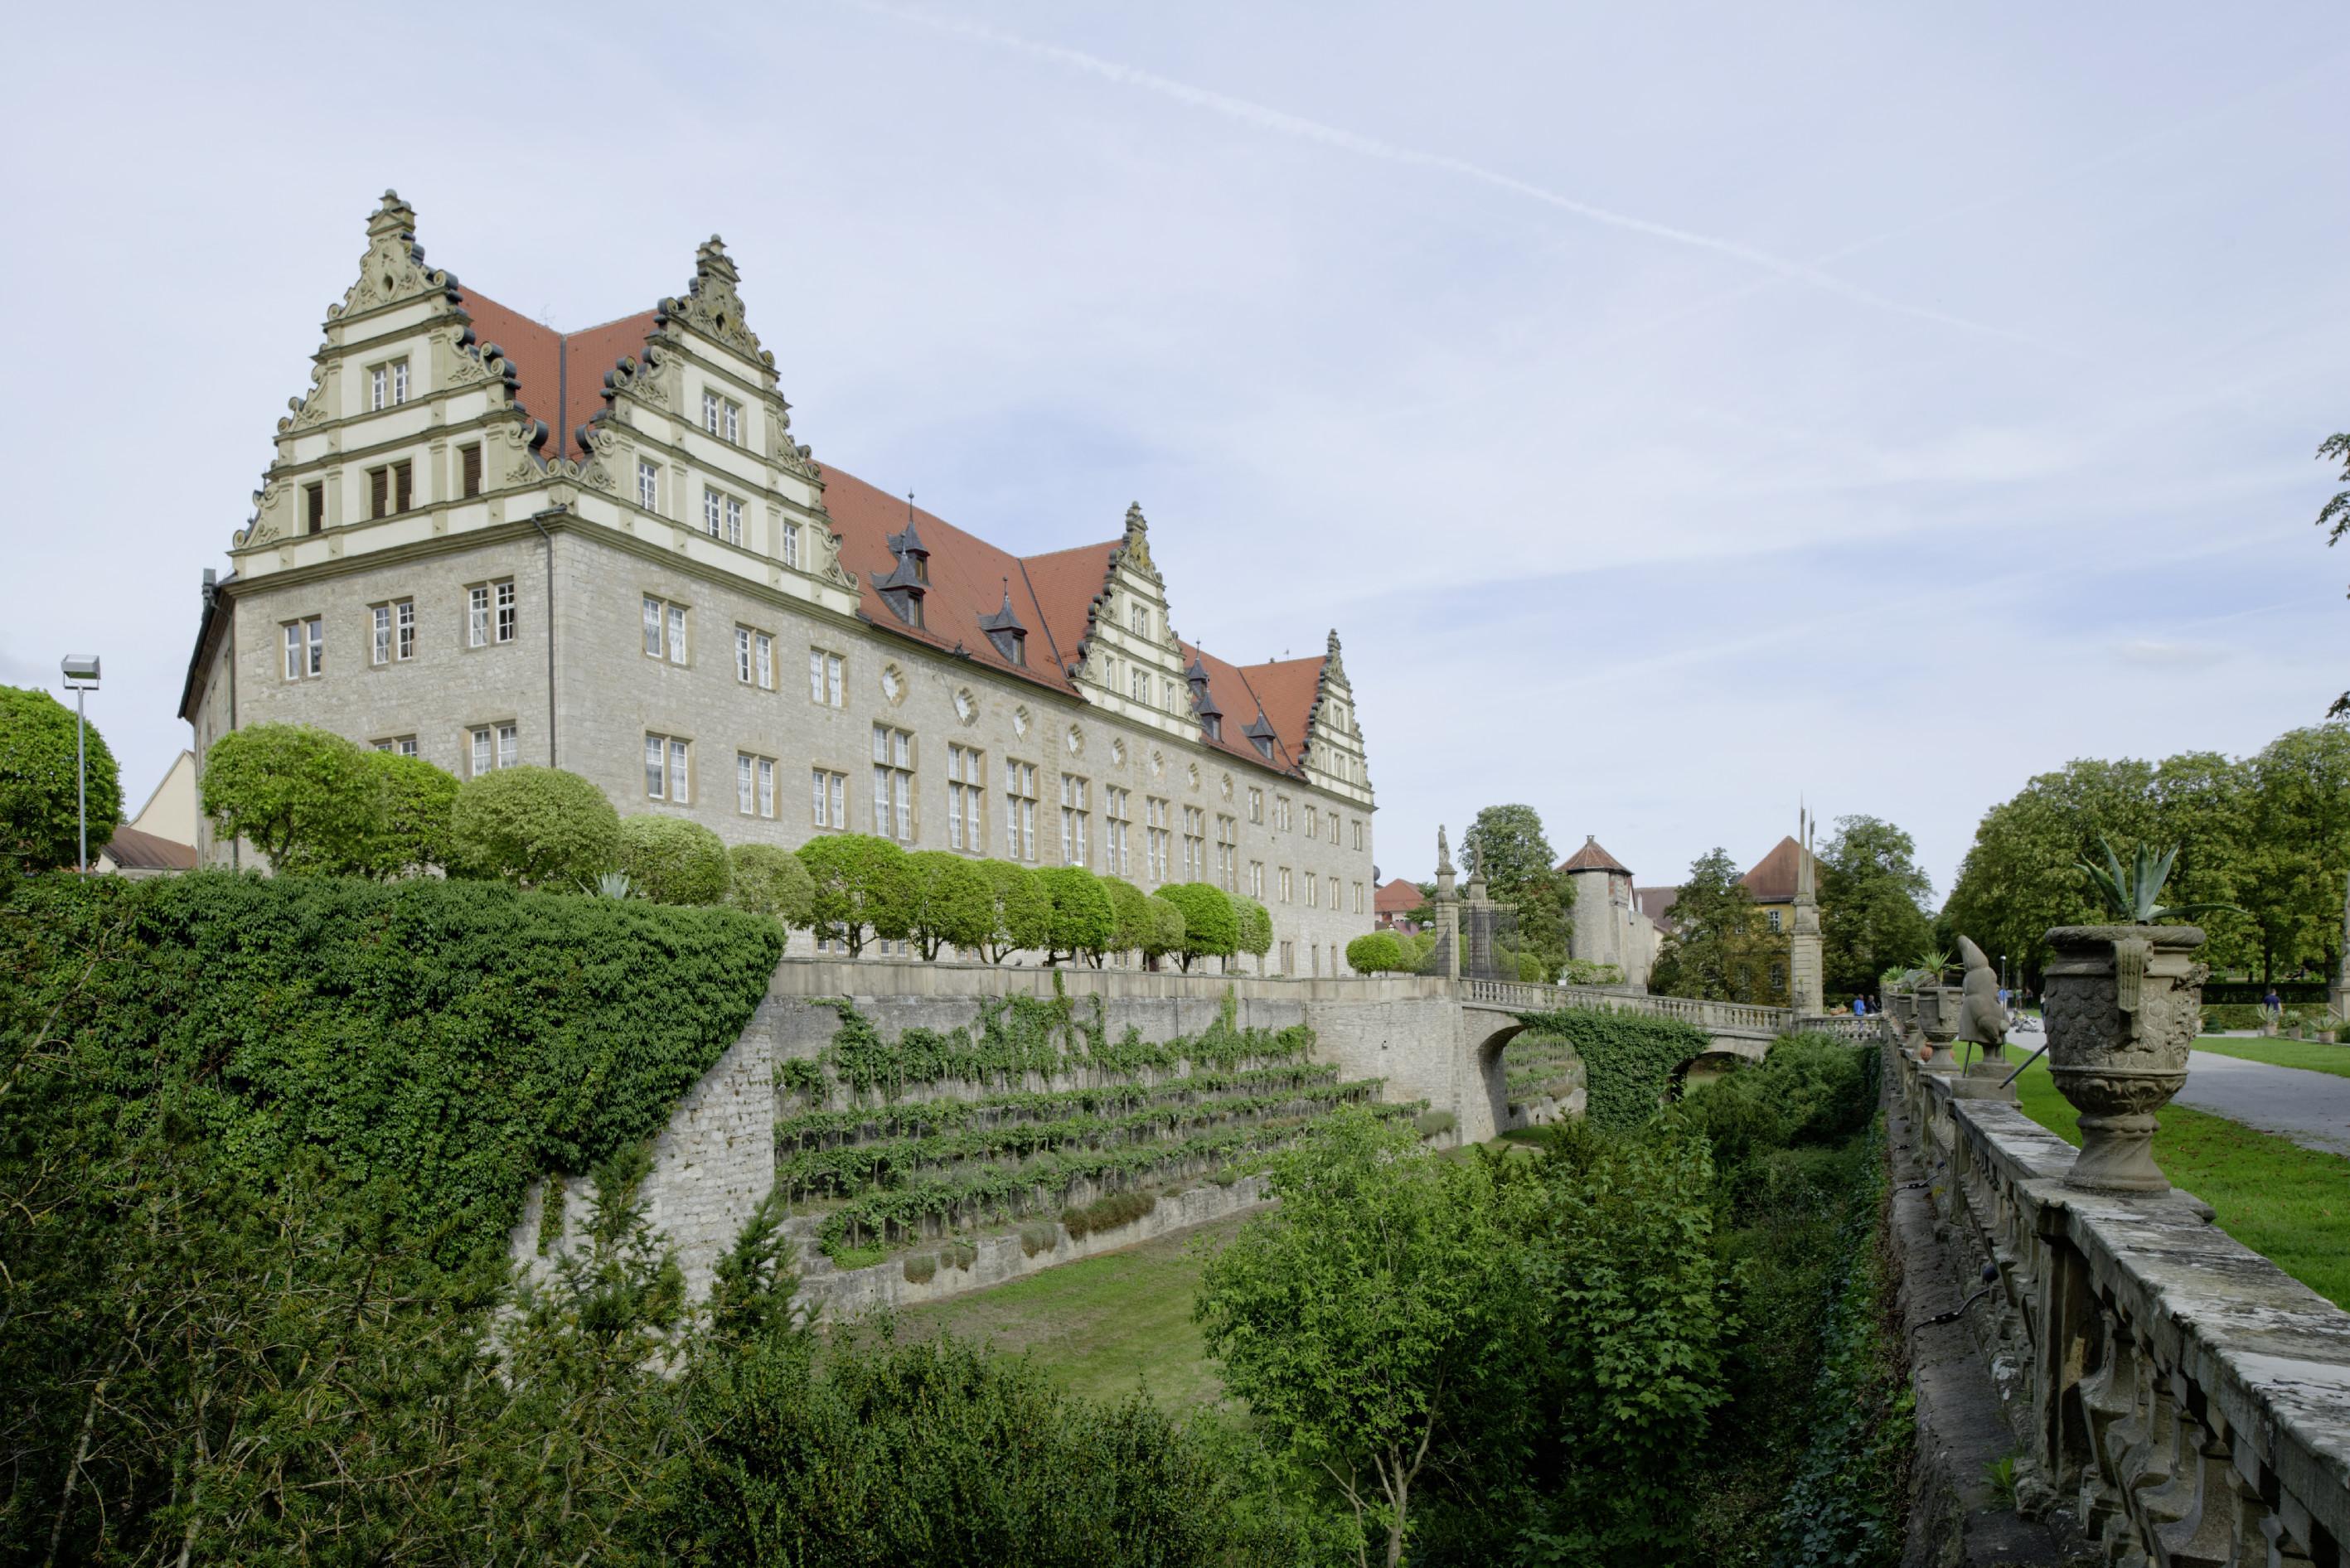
[1461,980,1824,1037]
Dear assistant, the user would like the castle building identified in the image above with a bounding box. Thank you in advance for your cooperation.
[177,193,1375,974]
[1558,835,1660,990]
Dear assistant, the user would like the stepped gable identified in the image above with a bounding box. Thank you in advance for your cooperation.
[1558,836,1630,875]
[1740,835,1817,902]
[452,289,659,463]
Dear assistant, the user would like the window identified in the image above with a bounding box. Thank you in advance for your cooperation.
[391,359,409,404]
[1130,667,1147,703]
[469,580,514,648]
[372,605,391,665]
[737,753,778,817]
[1767,908,1783,933]
[460,443,482,498]
[1131,603,1149,637]
[470,723,516,777]
[637,458,659,511]
[471,587,491,648]
[1248,788,1264,825]
[1146,796,1171,882]
[1005,759,1039,860]
[1104,786,1131,875]
[947,744,986,852]
[703,390,743,443]
[1164,679,1180,714]
[809,648,844,706]
[1353,883,1365,914]
[1279,867,1293,904]
[703,486,743,544]
[1280,941,1294,975]
[1274,796,1293,832]
[1249,862,1265,899]
[495,581,516,644]
[735,627,753,685]
[1060,774,1090,866]
[1353,820,1364,852]
[282,617,323,680]
[370,358,409,411]
[812,768,848,829]
[781,521,799,569]
[371,599,414,665]
[871,726,914,840]
[1216,815,1238,889]
[372,735,419,757]
[645,733,690,801]
[1306,807,1319,841]
[304,482,324,535]
[755,632,773,689]
[1182,806,1205,879]
[643,597,688,663]
[1330,876,1340,910]
[368,460,413,518]
[1306,874,1320,908]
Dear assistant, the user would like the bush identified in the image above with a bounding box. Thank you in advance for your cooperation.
[1232,895,1273,967]
[1019,1222,1060,1257]
[1061,1188,1156,1241]
[616,814,731,905]
[449,765,620,888]
[1160,882,1237,970]
[355,751,460,878]
[1558,957,1626,987]
[0,685,123,871]
[904,849,996,957]
[1035,865,1115,965]
[201,724,379,873]
[943,1239,977,1271]
[903,1252,938,1284]
[1346,931,1408,974]
[797,834,913,956]
[728,842,815,928]
[1413,1109,1456,1139]
[977,859,1051,961]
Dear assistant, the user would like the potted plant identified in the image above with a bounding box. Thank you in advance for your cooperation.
[2044,839,2231,1193]
[1911,948,1959,1047]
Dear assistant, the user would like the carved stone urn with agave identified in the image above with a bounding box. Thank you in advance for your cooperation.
[1911,949,1959,1053]
[2044,840,2229,1193]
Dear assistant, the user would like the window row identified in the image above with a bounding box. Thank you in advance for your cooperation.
[279,581,516,680]
[299,443,484,536]
[631,457,802,568]
[366,722,516,779]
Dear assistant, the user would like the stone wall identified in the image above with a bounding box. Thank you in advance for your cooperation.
[1892,1047,2350,1567]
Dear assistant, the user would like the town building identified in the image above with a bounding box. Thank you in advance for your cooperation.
[1372,876,1427,932]
[1738,834,1822,936]
[178,193,1375,974]
[97,750,198,878]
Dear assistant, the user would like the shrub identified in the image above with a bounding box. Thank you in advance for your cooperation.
[1035,865,1115,965]
[1019,1222,1060,1257]
[616,815,731,905]
[904,849,996,957]
[201,724,379,873]
[1232,895,1274,968]
[1346,931,1408,974]
[1413,1110,1456,1139]
[1061,1189,1156,1241]
[354,751,461,878]
[943,1239,978,1271]
[449,766,620,888]
[903,1252,938,1284]
[1558,957,1626,987]
[1159,882,1237,970]
[1516,951,1548,983]
[0,685,123,871]
[728,842,816,928]
[976,859,1051,961]
[797,833,913,956]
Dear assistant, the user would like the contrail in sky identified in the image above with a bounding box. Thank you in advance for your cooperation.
[847,1,2044,348]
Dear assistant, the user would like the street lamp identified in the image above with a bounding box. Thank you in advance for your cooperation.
[61,655,99,872]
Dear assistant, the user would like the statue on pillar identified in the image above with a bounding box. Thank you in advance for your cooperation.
[1954,936,2008,1067]
[1433,825,1461,981]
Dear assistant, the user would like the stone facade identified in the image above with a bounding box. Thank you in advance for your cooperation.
[180,193,1375,973]
[1558,835,1660,990]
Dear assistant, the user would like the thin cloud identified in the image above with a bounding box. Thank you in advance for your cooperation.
[847,0,2045,349]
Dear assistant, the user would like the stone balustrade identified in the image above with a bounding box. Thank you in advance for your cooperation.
[1460,978,1872,1041]
[1894,1047,2350,1567]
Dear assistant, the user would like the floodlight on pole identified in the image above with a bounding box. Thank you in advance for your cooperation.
[61,655,100,872]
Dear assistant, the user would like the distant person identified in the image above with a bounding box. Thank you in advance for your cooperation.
[2264,986,2283,1023]
[1852,995,1867,1018]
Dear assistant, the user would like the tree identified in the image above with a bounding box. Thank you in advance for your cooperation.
[0,685,123,871]
[1196,1107,1531,1567]
[617,815,732,905]
[1142,894,1188,968]
[727,842,815,928]
[1462,805,1572,980]
[1941,758,2163,984]
[796,835,913,956]
[1233,895,1274,974]
[1159,881,1238,971]
[903,849,996,958]
[1816,815,1933,1002]
[1345,932,1408,974]
[1034,865,1115,965]
[1102,875,1153,960]
[1649,848,1778,1003]
[976,859,1052,962]
[2319,426,2349,717]
[351,751,461,878]
[2246,726,2350,980]
[201,724,381,873]
[448,765,621,889]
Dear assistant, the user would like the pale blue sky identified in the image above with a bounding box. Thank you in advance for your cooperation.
[4,2,2344,895]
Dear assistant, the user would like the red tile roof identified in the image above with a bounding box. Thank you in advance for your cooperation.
[1558,835,1630,875]
[1739,835,1816,903]
[454,288,657,462]
[1374,877,1426,916]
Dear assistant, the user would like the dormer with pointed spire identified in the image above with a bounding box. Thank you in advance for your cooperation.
[870,495,931,628]
[978,580,1029,666]
[1243,708,1279,761]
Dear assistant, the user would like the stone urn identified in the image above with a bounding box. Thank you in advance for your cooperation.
[2042,925,2208,1193]
[1916,984,1960,1047]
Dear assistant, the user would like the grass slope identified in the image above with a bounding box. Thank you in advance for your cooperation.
[883,1214,1248,1411]
[2191,1036,2350,1079]
[2008,1052,2350,1309]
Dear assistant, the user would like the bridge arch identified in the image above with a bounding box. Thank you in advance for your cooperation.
[1461,1013,1530,1145]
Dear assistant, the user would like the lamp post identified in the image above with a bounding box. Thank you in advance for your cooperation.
[61,655,100,871]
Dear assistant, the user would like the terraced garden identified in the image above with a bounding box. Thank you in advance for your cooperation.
[784,991,1412,1266]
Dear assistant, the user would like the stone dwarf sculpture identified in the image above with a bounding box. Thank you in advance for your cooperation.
[1954,936,2008,1062]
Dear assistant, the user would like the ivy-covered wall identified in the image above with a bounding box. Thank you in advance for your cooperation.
[11,872,783,1260]
[1511,1005,1713,1130]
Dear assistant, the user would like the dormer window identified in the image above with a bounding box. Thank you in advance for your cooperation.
[871,506,931,627]
[1243,710,1279,762]
[980,588,1028,666]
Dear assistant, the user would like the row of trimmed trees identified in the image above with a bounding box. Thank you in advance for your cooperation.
[196,724,1276,969]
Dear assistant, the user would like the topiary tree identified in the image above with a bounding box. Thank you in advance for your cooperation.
[976,859,1050,962]
[1143,894,1187,969]
[0,685,124,871]
[904,850,996,959]
[1034,865,1115,966]
[1233,894,1274,975]
[1346,931,1408,975]
[351,751,460,878]
[616,815,732,905]
[1100,876,1152,961]
[448,765,620,889]
[729,842,815,929]
[797,834,913,956]
[201,724,380,874]
[1159,881,1238,972]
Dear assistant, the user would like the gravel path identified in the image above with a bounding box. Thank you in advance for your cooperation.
[2174,1050,2350,1158]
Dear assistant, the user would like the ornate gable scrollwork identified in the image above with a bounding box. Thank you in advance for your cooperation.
[604,350,671,410]
[495,417,550,485]
[1321,628,1349,691]
[764,392,818,481]
[327,190,460,321]
[660,236,768,362]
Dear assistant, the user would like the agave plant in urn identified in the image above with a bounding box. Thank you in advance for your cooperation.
[2044,839,2231,1193]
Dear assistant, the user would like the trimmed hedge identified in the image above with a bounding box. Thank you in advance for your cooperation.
[617,813,731,905]
[8,871,783,1259]
[1511,1006,1713,1130]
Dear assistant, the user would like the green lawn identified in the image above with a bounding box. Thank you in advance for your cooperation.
[2007,1053,2350,1309]
[880,1213,1248,1411]
[2191,1035,2350,1079]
